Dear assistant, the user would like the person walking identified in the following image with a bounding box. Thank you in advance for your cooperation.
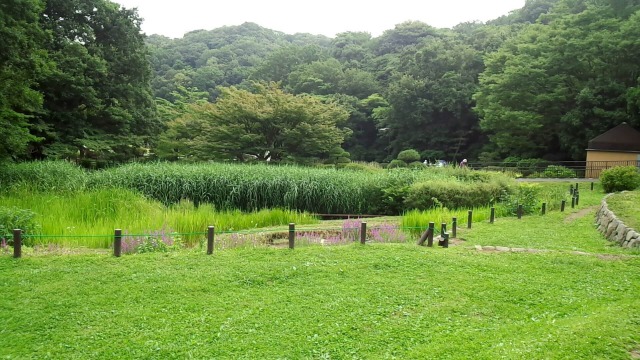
[459,159,468,168]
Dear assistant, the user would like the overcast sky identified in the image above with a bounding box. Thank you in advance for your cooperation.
[113,0,525,39]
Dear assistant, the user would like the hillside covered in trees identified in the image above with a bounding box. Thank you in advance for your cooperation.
[3,0,640,165]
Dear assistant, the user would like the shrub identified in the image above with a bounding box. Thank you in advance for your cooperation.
[498,183,541,215]
[600,166,640,193]
[342,162,383,172]
[397,149,421,163]
[0,207,39,246]
[403,180,508,210]
[387,159,407,168]
[517,158,548,177]
[543,165,576,178]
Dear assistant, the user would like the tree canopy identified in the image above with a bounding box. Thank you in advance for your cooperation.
[157,83,351,163]
[3,0,640,165]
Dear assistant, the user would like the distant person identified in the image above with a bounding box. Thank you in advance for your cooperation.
[459,159,468,168]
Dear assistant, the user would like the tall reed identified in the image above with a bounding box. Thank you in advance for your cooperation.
[0,188,318,248]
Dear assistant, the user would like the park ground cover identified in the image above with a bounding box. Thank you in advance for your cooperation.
[1,182,639,359]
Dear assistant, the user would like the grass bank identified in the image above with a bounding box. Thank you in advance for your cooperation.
[1,182,639,359]
[606,191,640,230]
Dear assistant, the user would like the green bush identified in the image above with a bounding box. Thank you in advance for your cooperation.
[397,149,421,163]
[517,158,548,176]
[600,166,640,193]
[387,159,407,168]
[342,162,383,172]
[0,207,39,246]
[498,183,541,215]
[543,165,576,178]
[403,180,508,210]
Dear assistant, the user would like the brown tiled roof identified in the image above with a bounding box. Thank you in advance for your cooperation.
[587,123,640,152]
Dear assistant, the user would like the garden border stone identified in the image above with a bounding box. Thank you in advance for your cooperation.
[595,193,640,248]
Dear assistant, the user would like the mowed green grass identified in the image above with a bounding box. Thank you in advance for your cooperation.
[2,210,640,358]
[2,182,639,359]
[606,190,640,231]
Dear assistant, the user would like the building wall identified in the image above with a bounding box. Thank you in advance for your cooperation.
[585,151,639,178]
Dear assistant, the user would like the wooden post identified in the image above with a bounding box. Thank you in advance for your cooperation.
[13,229,21,259]
[575,193,580,206]
[288,223,295,249]
[439,223,447,247]
[442,233,449,248]
[452,217,457,238]
[571,196,575,209]
[490,207,495,224]
[427,222,435,247]
[467,210,473,229]
[575,182,579,191]
[417,227,430,246]
[207,226,214,255]
[569,185,574,195]
[591,182,594,191]
[541,203,546,215]
[561,200,566,212]
[114,229,122,257]
[517,204,523,219]
[360,222,366,245]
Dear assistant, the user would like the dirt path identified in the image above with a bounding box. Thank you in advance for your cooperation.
[564,205,599,223]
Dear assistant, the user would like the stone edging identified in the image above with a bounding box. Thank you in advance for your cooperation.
[595,193,640,248]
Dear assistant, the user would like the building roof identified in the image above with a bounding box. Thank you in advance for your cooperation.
[587,123,640,152]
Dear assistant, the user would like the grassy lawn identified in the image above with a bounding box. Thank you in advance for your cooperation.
[2,183,639,359]
[606,190,640,231]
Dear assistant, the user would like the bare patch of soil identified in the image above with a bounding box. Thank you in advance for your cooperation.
[564,205,599,223]
[596,254,631,261]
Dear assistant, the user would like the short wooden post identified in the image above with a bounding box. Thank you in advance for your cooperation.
[490,207,495,224]
[417,227,430,246]
[571,196,575,208]
[114,229,122,257]
[575,193,580,206]
[207,226,214,255]
[452,217,457,238]
[439,223,447,247]
[575,183,579,191]
[467,210,473,229]
[13,229,21,259]
[288,223,295,249]
[541,203,546,215]
[517,204,523,219]
[360,222,366,245]
[427,222,435,247]
[442,233,449,248]
[591,182,594,191]
[569,185,574,195]
[561,200,566,212]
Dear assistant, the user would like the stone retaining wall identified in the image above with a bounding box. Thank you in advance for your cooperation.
[595,193,640,248]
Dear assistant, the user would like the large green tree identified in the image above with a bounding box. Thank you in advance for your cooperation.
[158,82,351,163]
[33,0,158,161]
[0,0,48,160]
[475,0,640,160]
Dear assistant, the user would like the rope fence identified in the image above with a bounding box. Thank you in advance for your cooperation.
[2,184,588,258]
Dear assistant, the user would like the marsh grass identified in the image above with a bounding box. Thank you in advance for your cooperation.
[0,188,318,247]
[2,161,516,215]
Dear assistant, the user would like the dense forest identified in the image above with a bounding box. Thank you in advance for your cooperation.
[2,0,640,166]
